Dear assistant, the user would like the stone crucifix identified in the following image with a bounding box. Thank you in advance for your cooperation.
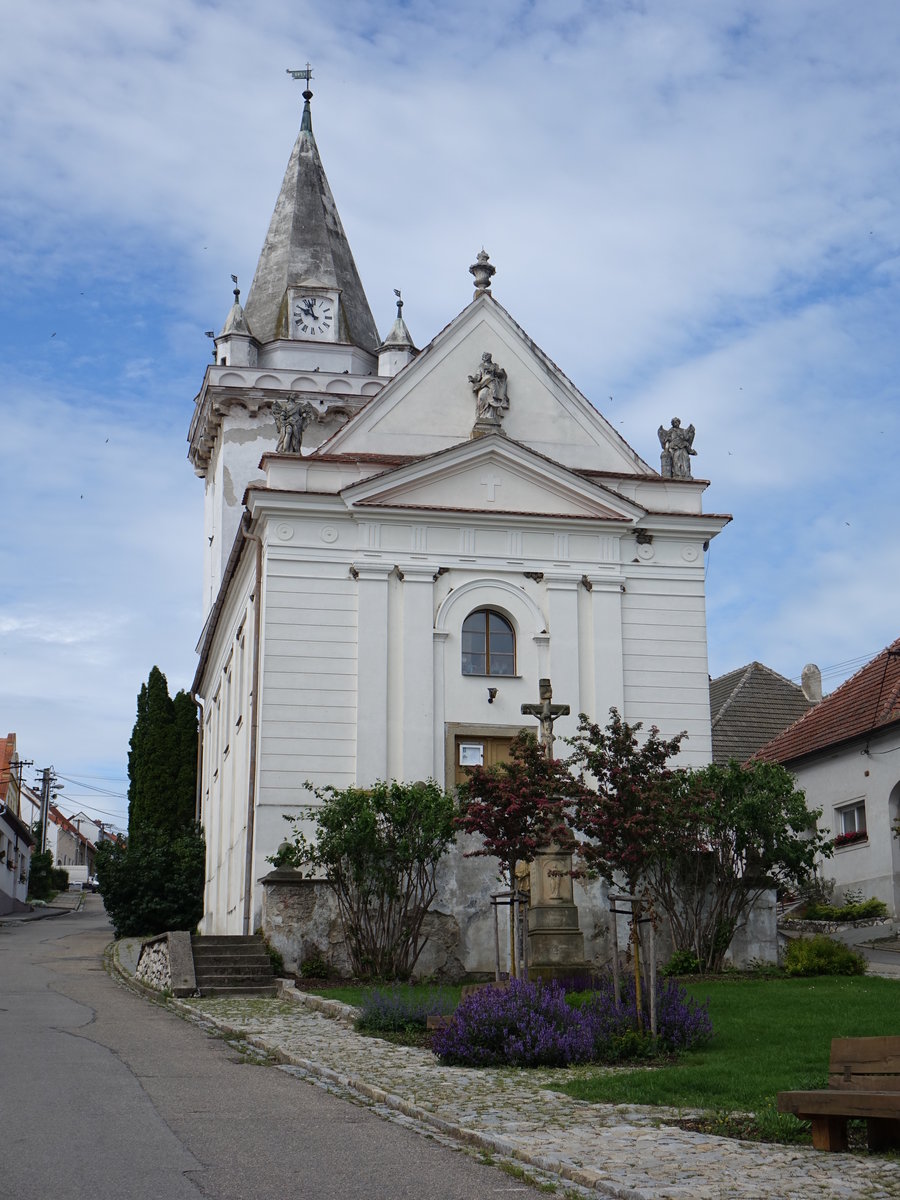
[521,677,570,759]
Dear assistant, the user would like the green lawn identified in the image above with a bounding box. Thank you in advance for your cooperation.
[554,976,900,1130]
[311,983,464,1009]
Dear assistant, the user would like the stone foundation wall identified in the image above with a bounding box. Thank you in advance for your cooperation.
[779,915,891,936]
[136,935,171,991]
[261,856,777,980]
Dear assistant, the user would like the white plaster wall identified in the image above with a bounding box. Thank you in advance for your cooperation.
[620,559,713,765]
[787,728,900,916]
[197,549,256,934]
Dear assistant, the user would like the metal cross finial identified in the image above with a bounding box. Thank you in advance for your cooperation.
[521,677,570,758]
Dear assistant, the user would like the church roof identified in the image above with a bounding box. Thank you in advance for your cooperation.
[709,662,816,765]
[754,638,900,764]
[242,90,380,352]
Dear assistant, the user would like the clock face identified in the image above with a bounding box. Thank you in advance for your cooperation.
[293,295,334,337]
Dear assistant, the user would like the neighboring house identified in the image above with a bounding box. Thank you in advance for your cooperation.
[0,734,35,915]
[189,86,731,972]
[709,661,821,764]
[755,638,900,915]
[48,806,95,880]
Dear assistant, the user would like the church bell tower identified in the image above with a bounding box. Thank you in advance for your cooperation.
[187,70,386,614]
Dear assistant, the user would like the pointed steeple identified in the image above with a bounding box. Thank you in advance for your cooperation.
[243,76,380,352]
[378,289,417,377]
[220,276,251,336]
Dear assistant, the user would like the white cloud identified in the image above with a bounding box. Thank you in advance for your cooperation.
[2,0,900,813]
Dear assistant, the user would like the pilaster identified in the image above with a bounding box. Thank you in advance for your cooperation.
[354,563,394,783]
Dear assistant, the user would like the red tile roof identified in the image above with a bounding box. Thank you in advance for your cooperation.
[0,734,14,804]
[755,637,900,764]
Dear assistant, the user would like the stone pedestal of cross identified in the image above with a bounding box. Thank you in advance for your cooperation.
[520,678,587,980]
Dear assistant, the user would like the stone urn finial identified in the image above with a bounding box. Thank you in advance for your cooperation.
[469,249,496,296]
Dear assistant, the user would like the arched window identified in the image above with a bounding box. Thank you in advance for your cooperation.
[461,609,515,676]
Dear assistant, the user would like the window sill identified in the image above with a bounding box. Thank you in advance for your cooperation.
[834,836,868,851]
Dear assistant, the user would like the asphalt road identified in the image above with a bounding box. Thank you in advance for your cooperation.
[0,898,544,1200]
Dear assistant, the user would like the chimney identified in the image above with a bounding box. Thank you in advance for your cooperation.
[801,663,822,704]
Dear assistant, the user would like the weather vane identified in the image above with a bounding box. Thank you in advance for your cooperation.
[393,288,403,317]
[286,63,314,90]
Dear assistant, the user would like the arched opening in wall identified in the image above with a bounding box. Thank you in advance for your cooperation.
[461,609,516,677]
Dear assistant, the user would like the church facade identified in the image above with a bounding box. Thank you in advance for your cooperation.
[188,85,730,973]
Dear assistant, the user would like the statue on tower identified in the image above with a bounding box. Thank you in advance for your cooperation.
[273,396,318,454]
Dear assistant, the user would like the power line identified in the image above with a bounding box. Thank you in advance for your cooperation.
[54,773,127,800]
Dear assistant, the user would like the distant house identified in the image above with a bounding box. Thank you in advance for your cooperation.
[48,806,95,880]
[709,661,821,764]
[0,733,35,915]
[755,639,900,915]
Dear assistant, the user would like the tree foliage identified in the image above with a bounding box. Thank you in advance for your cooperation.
[95,829,206,939]
[650,760,831,971]
[97,666,203,937]
[275,779,456,980]
[127,666,198,850]
[566,709,686,892]
[455,730,575,888]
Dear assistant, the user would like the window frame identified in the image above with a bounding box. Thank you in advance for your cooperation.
[460,608,517,678]
[834,799,867,847]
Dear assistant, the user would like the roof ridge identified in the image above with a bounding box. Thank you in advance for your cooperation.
[711,663,754,728]
[755,637,900,762]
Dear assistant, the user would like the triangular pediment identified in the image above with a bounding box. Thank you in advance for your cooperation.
[341,435,645,521]
[322,294,654,475]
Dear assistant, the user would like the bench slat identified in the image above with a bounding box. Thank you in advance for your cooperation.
[830,1036,900,1073]
[778,1090,900,1120]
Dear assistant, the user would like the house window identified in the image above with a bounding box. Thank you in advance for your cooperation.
[835,801,867,846]
[461,609,515,676]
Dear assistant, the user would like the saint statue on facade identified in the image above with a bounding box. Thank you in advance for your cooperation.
[469,352,509,424]
[657,417,697,479]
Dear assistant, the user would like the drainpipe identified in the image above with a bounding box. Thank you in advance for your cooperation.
[242,516,264,935]
[191,694,204,825]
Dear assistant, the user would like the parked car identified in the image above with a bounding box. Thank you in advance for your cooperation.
[85,876,99,893]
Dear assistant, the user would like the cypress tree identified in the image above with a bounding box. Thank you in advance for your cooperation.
[99,667,204,936]
[127,666,198,848]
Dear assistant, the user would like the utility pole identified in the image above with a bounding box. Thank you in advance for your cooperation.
[38,768,51,854]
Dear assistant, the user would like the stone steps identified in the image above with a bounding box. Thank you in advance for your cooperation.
[191,934,276,997]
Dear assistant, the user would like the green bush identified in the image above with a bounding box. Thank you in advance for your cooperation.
[803,897,888,922]
[95,827,206,938]
[276,778,456,979]
[783,935,866,977]
[661,949,702,976]
[299,951,330,979]
[51,867,69,892]
[27,850,55,900]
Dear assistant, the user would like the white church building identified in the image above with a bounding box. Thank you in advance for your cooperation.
[188,82,731,974]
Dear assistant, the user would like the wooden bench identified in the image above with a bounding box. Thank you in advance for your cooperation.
[777,1036,900,1151]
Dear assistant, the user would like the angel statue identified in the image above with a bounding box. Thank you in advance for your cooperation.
[658,417,697,479]
[273,396,318,454]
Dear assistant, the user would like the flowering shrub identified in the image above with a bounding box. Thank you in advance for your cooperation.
[432,980,592,1067]
[431,976,712,1068]
[356,984,458,1033]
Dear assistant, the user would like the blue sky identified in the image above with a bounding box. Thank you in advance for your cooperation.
[3,0,899,830]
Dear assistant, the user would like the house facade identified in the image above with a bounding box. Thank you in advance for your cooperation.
[756,638,900,915]
[0,734,34,914]
[189,86,732,973]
